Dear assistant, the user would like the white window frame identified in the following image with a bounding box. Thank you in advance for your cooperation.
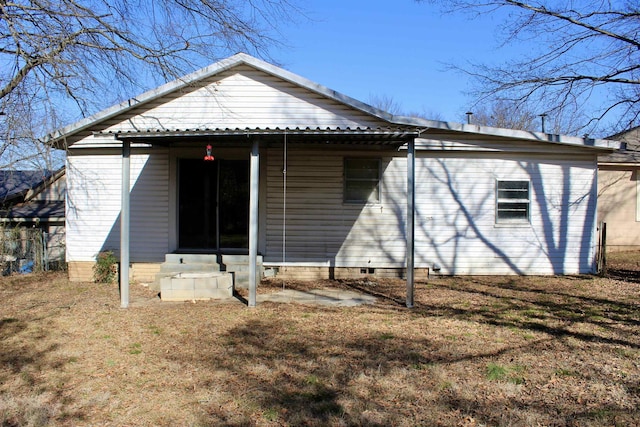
[344,158,381,204]
[496,179,531,224]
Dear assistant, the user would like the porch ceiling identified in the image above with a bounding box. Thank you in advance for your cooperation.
[96,126,422,146]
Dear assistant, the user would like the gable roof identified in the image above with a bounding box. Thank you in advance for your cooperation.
[0,168,65,222]
[45,53,618,152]
[0,170,53,203]
[599,126,640,165]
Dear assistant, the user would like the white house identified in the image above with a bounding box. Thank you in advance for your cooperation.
[48,53,616,306]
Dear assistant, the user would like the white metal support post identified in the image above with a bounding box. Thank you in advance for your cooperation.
[120,139,131,308]
[248,140,260,307]
[406,138,415,308]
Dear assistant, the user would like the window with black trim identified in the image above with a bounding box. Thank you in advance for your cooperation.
[496,180,530,223]
[344,158,380,203]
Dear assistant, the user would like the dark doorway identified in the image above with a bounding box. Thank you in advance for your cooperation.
[178,159,249,251]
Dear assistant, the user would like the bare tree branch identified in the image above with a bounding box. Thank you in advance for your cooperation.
[0,0,302,169]
[504,0,640,49]
[422,0,640,135]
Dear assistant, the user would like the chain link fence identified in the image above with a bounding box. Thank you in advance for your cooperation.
[0,226,66,275]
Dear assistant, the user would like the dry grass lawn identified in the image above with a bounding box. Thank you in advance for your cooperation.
[1,255,639,426]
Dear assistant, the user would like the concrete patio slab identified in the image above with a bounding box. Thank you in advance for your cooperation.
[257,288,376,307]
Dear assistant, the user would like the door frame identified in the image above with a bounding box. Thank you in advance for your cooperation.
[174,155,250,253]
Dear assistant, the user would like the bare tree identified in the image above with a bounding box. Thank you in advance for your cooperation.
[404,109,445,121]
[368,94,445,121]
[368,94,404,116]
[468,100,538,131]
[421,0,640,136]
[467,99,584,135]
[0,0,300,169]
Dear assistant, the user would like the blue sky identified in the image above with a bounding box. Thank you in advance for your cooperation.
[270,1,513,123]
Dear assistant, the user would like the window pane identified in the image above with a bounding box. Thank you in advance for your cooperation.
[497,202,529,220]
[498,181,528,190]
[345,158,380,203]
[496,180,530,223]
[345,181,379,202]
[497,181,529,200]
[345,159,380,180]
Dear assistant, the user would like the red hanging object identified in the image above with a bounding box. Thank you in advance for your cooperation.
[204,144,214,161]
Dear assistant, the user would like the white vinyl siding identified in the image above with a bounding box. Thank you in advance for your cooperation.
[67,143,598,275]
[63,62,601,276]
[265,148,597,275]
[66,149,169,262]
[69,66,388,149]
[265,147,404,267]
[414,154,597,275]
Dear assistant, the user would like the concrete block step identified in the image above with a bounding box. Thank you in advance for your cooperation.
[161,288,232,301]
[165,254,220,264]
[160,272,233,301]
[153,268,219,291]
[159,263,220,273]
[221,254,263,265]
[231,270,267,289]
[221,263,260,273]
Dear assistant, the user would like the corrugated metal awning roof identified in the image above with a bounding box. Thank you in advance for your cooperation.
[95,126,422,145]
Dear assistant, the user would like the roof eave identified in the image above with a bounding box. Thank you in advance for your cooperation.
[0,217,64,223]
[391,115,619,151]
[45,53,396,148]
[598,162,640,167]
[43,52,620,152]
[24,166,65,201]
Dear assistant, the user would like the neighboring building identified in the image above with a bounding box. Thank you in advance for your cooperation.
[46,53,615,290]
[598,127,640,252]
[0,168,66,270]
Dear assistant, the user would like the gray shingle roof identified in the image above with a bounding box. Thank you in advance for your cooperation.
[0,170,53,203]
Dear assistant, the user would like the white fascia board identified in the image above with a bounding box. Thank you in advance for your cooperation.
[45,54,254,144]
[598,162,640,167]
[391,115,619,151]
[24,166,65,201]
[43,52,621,153]
[45,53,395,146]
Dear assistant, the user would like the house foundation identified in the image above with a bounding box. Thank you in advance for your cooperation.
[68,260,429,283]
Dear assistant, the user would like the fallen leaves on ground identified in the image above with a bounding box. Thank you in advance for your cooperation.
[0,256,639,426]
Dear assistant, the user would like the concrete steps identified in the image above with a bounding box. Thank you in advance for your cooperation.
[152,254,221,292]
[221,254,264,289]
[160,271,232,301]
[152,253,264,295]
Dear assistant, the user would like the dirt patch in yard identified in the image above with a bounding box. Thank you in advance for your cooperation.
[0,259,639,426]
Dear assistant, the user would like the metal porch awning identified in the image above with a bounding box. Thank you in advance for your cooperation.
[113,126,421,309]
[100,126,421,146]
